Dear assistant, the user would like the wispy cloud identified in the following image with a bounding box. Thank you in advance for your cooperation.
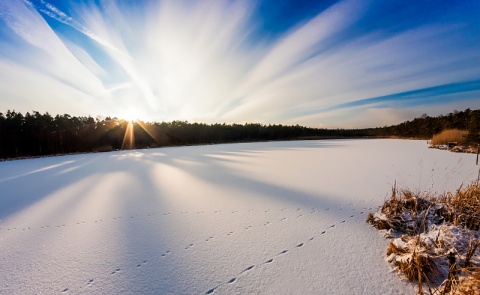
[0,0,108,111]
[0,0,479,127]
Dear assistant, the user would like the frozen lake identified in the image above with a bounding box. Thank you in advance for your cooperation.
[0,139,478,294]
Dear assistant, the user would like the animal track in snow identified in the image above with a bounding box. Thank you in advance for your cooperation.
[5,208,307,232]
[242,265,255,273]
[111,268,121,275]
[204,213,354,294]
[206,288,216,294]
[8,206,359,295]
[136,260,148,267]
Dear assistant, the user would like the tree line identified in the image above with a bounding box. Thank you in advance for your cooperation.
[0,110,372,159]
[0,108,478,159]
[371,108,480,142]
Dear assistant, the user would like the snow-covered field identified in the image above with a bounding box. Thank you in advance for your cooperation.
[0,139,478,294]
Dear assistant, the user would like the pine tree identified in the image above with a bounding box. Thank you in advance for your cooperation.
[467,114,479,143]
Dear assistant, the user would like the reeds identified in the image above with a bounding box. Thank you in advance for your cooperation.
[450,268,480,294]
[465,236,480,267]
[431,129,468,146]
[441,184,480,231]
[367,181,480,294]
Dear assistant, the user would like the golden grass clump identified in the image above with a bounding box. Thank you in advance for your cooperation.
[396,251,438,286]
[450,268,480,294]
[431,129,468,146]
[442,183,480,231]
[387,240,439,282]
[367,183,437,235]
[367,181,480,294]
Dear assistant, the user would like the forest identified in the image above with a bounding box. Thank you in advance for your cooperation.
[0,108,479,159]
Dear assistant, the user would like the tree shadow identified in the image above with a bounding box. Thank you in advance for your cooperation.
[0,139,357,293]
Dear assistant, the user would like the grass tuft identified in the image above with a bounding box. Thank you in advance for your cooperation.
[367,181,480,294]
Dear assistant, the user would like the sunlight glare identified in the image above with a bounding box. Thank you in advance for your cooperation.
[121,121,135,150]
[119,108,144,123]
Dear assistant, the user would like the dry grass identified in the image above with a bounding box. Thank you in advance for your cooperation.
[367,181,480,294]
[450,268,480,294]
[440,184,480,231]
[388,243,439,281]
[431,129,468,146]
[386,236,447,294]
[465,236,480,267]
[367,183,439,235]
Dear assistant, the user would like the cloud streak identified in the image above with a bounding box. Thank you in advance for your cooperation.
[0,0,479,127]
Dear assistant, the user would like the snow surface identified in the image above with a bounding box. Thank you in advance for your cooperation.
[0,139,478,294]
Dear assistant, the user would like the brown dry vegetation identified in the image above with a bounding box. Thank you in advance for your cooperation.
[431,129,469,146]
[367,181,480,294]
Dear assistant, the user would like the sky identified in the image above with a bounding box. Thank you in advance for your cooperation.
[0,0,479,128]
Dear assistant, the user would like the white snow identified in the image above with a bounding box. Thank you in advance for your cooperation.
[0,139,478,294]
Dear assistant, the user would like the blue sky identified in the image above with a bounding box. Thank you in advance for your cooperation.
[0,0,479,128]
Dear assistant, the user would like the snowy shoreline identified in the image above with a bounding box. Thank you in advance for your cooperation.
[0,136,395,162]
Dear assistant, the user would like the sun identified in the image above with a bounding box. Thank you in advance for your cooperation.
[117,108,160,150]
[118,108,144,123]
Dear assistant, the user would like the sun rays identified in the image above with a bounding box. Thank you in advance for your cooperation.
[120,119,161,150]
[121,120,135,150]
